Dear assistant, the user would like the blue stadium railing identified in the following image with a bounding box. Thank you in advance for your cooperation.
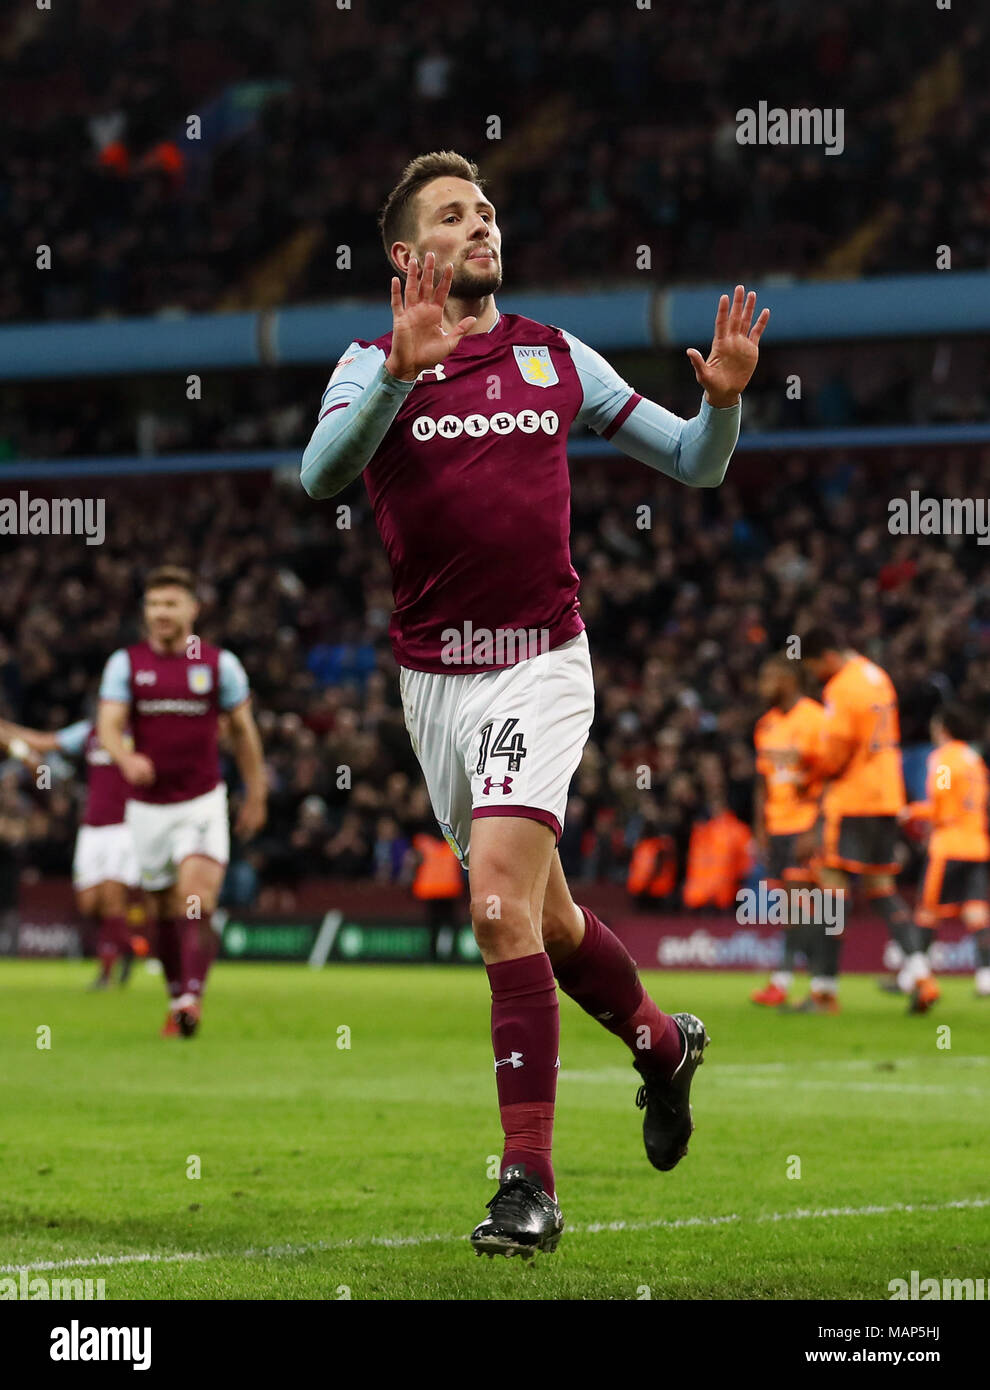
[2,271,988,380]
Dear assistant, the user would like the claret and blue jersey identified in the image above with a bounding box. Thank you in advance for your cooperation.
[98,643,250,804]
[302,311,741,673]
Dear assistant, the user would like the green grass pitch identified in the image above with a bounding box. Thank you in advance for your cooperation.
[2,959,988,1300]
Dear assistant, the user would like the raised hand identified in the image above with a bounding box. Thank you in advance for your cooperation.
[686,285,770,408]
[384,251,478,382]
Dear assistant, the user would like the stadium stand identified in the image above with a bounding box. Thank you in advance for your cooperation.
[2,0,988,326]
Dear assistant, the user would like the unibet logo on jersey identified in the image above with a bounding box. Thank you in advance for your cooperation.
[345,312,608,672]
[411,409,559,441]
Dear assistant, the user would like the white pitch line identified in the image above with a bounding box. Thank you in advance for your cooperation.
[3,1196,988,1276]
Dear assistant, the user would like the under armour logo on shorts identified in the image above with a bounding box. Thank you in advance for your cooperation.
[482,776,513,796]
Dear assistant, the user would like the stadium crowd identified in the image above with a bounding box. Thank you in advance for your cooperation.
[2,0,987,326]
[0,443,987,907]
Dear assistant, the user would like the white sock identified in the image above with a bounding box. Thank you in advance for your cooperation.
[975,967,990,996]
[771,971,793,990]
[897,953,930,993]
[811,976,837,995]
[883,940,905,972]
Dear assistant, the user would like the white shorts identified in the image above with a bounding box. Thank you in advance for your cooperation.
[398,631,595,868]
[72,822,141,893]
[125,783,229,892]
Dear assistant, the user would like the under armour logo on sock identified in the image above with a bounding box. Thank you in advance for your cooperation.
[494,1052,524,1069]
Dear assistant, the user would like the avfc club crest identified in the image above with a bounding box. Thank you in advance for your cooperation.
[187,664,213,694]
[437,821,465,865]
[512,346,559,388]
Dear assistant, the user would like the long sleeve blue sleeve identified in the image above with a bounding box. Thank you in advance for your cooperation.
[300,343,416,499]
[606,394,740,486]
[563,329,741,487]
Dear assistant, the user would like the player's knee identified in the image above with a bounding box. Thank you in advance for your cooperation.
[541,900,583,949]
[470,889,529,929]
[76,889,99,919]
[176,860,223,915]
[101,884,127,916]
[470,890,536,951]
[179,891,220,920]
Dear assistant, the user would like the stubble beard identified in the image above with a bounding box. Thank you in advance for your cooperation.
[448,258,502,302]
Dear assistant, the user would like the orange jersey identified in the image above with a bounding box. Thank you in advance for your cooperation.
[754,697,825,834]
[816,655,905,817]
[411,833,463,899]
[910,741,990,862]
[683,810,753,910]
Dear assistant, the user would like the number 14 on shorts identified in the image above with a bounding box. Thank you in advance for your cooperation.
[476,718,528,775]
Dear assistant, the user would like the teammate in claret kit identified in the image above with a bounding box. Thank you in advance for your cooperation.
[0,712,140,989]
[97,567,267,1038]
[302,151,770,1257]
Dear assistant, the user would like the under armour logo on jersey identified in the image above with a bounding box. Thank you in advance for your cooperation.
[134,670,157,685]
[482,776,513,796]
[495,1052,524,1069]
[416,361,447,383]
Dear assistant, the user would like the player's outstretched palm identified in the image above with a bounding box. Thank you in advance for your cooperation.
[385,251,477,381]
[687,285,770,408]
